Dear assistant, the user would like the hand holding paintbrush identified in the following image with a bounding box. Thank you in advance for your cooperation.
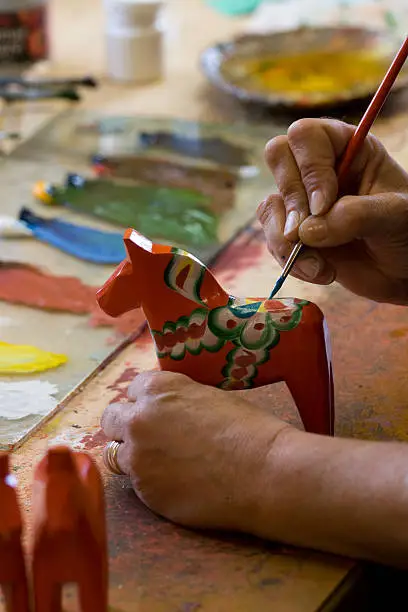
[268,35,408,299]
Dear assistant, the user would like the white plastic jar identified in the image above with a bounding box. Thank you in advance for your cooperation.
[104,0,163,84]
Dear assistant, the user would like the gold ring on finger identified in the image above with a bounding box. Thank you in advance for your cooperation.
[103,440,124,476]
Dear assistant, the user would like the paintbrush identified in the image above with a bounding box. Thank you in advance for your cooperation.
[269,35,408,299]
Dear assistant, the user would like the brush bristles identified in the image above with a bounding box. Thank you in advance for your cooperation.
[269,276,284,299]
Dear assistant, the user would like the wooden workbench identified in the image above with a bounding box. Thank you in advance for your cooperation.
[4,0,408,609]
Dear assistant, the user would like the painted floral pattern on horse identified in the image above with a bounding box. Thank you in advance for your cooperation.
[151,297,308,389]
[152,308,223,360]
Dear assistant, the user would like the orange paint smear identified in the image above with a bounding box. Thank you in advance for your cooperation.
[0,263,95,313]
[0,263,145,337]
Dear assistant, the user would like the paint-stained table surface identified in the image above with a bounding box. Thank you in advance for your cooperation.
[4,0,408,610]
[9,214,408,611]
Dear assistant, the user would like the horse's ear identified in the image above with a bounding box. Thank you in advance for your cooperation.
[123,229,154,261]
[164,252,229,308]
[96,259,138,317]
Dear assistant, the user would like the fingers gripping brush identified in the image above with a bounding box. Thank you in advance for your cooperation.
[269,35,408,300]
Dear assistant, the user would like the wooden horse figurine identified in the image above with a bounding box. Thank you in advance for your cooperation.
[97,229,334,435]
[31,447,108,612]
[0,453,30,612]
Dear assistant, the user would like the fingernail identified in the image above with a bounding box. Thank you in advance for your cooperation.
[301,218,328,243]
[257,199,266,217]
[284,210,300,237]
[257,198,270,225]
[310,190,326,215]
[295,256,321,280]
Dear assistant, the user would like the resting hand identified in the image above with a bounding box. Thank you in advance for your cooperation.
[101,370,408,568]
[101,370,290,530]
[258,118,408,304]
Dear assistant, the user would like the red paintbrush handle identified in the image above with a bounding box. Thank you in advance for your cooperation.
[337,35,408,187]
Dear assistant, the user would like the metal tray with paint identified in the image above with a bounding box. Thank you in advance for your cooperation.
[201,26,408,109]
[0,111,279,449]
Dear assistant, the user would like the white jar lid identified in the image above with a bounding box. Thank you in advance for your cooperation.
[104,0,162,30]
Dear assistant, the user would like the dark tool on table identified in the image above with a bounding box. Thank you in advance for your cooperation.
[0,75,97,103]
[0,75,97,88]
[0,77,95,144]
[0,87,81,102]
[0,130,20,140]
[269,35,408,299]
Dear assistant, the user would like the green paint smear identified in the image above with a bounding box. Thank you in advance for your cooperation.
[53,177,218,248]
[384,10,398,30]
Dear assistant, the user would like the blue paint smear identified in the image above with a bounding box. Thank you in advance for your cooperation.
[19,208,126,264]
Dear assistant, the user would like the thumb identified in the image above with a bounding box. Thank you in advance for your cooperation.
[299,193,408,248]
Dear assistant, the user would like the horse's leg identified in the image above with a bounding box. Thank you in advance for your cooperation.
[0,453,30,612]
[78,568,107,612]
[2,580,30,612]
[0,542,30,612]
[283,322,334,436]
[8,557,30,612]
[32,571,62,612]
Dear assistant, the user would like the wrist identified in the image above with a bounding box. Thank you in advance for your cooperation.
[231,417,298,537]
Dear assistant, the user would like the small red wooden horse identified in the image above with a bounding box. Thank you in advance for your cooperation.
[97,229,334,435]
[31,447,108,612]
[0,453,30,612]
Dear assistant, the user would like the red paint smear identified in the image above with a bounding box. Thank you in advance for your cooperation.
[80,367,142,449]
[0,264,96,313]
[108,366,140,389]
[0,264,146,337]
[81,428,108,451]
[213,226,265,283]
[107,366,140,403]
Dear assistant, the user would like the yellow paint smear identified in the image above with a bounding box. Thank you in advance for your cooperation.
[0,341,67,374]
[241,50,390,95]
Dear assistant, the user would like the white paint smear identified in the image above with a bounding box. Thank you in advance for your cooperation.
[0,381,58,420]
[0,317,15,328]
[0,216,32,238]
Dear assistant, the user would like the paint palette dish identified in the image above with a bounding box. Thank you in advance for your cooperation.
[0,112,275,449]
[201,26,408,109]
